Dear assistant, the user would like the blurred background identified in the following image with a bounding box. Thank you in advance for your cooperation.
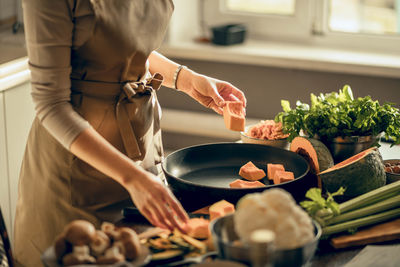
[0,0,400,241]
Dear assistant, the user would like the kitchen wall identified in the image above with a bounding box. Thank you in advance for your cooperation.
[157,58,400,151]
[0,0,16,25]
[156,0,400,152]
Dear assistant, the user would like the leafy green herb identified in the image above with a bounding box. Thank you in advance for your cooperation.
[275,85,400,145]
[300,187,345,225]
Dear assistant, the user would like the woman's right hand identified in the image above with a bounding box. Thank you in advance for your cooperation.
[126,170,189,232]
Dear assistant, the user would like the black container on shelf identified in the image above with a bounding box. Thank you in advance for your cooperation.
[211,23,247,45]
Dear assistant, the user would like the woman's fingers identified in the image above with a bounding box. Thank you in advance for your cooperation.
[148,202,175,230]
[228,85,247,107]
[165,192,190,223]
[141,207,165,229]
[208,102,223,115]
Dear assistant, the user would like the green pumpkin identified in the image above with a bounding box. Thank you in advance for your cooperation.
[319,147,386,198]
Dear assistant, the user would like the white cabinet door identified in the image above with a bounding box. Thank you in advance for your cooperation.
[0,92,11,235]
[3,82,35,240]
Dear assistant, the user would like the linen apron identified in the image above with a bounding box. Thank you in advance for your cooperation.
[14,1,173,266]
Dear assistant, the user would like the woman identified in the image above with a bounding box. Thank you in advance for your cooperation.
[14,0,246,266]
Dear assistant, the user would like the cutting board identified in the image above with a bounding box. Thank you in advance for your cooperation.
[331,218,400,249]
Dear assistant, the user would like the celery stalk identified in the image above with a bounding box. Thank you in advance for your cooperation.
[339,180,400,213]
[322,207,400,236]
[326,195,400,225]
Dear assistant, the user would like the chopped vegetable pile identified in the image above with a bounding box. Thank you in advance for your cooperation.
[275,85,400,145]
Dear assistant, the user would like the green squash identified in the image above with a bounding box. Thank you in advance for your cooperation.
[319,147,386,198]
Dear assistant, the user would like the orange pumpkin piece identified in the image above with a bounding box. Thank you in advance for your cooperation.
[239,161,266,181]
[192,205,210,215]
[186,217,210,239]
[273,170,295,185]
[267,163,285,180]
[223,101,245,131]
[209,200,235,221]
[229,179,265,188]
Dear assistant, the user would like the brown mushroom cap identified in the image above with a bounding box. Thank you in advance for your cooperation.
[64,220,96,246]
[117,227,141,261]
[101,222,121,240]
[90,230,111,256]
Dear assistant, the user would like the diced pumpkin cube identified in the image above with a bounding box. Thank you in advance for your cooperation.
[186,218,210,239]
[239,161,266,181]
[229,179,265,188]
[209,200,235,221]
[267,163,285,180]
[223,101,245,131]
[273,170,294,184]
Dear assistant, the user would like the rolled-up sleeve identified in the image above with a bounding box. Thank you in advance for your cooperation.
[23,0,90,149]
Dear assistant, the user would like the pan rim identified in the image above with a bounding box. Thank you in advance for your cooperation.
[161,142,310,191]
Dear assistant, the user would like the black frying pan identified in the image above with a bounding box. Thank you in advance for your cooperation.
[162,142,315,211]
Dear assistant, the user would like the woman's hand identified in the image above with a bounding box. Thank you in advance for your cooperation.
[177,68,247,115]
[126,170,189,232]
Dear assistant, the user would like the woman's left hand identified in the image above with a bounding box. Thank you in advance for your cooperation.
[177,68,247,115]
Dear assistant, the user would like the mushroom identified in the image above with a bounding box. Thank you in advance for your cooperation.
[64,220,96,246]
[62,245,96,266]
[115,227,141,261]
[101,221,121,240]
[89,230,110,257]
[54,234,72,261]
[96,245,125,264]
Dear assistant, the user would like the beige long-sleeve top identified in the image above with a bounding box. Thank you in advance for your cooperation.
[23,0,172,148]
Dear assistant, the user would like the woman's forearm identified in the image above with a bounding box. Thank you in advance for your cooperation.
[70,127,144,188]
[70,127,189,230]
[148,51,194,91]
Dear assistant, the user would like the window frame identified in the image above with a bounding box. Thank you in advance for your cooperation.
[202,0,400,54]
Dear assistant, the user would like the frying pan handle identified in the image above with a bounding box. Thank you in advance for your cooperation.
[122,207,149,222]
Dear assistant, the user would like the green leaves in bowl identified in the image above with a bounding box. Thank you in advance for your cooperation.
[275,85,400,145]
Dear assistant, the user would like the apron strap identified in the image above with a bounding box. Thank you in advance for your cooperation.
[71,73,164,159]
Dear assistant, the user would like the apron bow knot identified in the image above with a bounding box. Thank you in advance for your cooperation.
[71,73,164,159]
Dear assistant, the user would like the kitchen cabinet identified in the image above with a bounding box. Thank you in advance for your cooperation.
[0,58,34,243]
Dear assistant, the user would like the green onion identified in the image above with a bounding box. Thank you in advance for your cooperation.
[326,194,400,225]
[322,207,400,236]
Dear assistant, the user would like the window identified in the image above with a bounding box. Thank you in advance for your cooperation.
[202,0,400,52]
[329,0,399,35]
[225,0,296,15]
